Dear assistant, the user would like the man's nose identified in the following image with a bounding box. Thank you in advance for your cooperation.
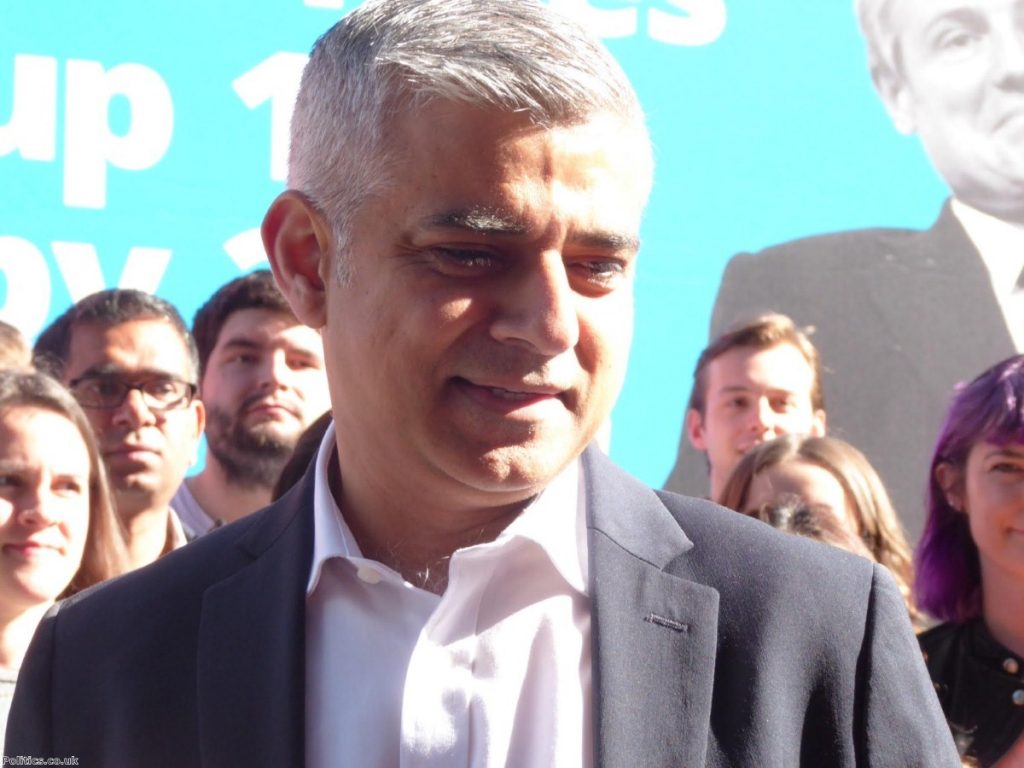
[752,398,776,435]
[490,253,580,356]
[994,26,1024,84]
[259,352,292,391]
[111,387,158,428]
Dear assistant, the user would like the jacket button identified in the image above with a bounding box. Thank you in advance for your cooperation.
[1004,657,1020,675]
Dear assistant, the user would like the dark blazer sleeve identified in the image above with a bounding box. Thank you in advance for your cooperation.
[5,608,57,759]
[857,564,959,767]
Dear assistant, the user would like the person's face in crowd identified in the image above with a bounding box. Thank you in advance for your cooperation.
[877,0,1024,221]
[687,343,826,500]
[944,439,1024,588]
[271,101,651,511]
[745,459,859,535]
[62,319,205,517]
[200,308,329,484]
[0,406,90,612]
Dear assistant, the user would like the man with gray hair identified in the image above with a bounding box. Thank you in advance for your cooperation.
[683,0,1024,541]
[8,1,958,765]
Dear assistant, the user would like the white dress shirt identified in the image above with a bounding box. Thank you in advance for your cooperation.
[305,423,593,768]
[952,199,1024,351]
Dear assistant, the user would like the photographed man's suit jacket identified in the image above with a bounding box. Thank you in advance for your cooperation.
[666,201,1014,541]
[7,448,958,766]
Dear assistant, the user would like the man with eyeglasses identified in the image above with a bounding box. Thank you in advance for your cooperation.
[34,289,206,570]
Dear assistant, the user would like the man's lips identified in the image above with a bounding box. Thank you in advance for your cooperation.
[453,377,568,413]
[103,442,160,462]
[241,397,300,421]
[245,403,297,418]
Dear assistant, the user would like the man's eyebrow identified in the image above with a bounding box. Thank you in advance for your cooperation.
[76,363,186,381]
[715,385,753,395]
[573,230,640,253]
[421,209,529,237]
[420,209,639,251]
[218,337,264,351]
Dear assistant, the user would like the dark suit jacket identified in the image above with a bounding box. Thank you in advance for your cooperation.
[6,448,958,766]
[665,202,1014,541]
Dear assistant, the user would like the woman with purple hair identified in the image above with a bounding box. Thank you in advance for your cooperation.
[916,355,1024,767]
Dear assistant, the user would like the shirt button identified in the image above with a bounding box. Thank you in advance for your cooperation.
[357,566,382,584]
[1004,658,1021,676]
[1013,690,1024,707]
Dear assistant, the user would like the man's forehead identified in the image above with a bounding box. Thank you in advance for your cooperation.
[890,0,1021,29]
[67,318,193,379]
[710,344,815,386]
[389,102,651,201]
[215,308,320,351]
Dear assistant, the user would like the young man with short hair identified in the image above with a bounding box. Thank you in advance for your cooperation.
[172,270,329,533]
[34,289,205,570]
[685,313,827,501]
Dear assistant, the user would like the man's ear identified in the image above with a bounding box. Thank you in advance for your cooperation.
[188,399,206,466]
[262,190,332,329]
[934,461,965,513]
[872,64,917,136]
[811,408,827,437]
[685,408,708,451]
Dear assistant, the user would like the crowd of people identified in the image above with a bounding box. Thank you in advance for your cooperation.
[1,0,1021,765]
[0,270,331,750]
[683,313,1024,765]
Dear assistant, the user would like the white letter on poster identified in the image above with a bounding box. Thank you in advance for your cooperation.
[546,0,637,38]
[232,53,308,182]
[224,229,268,270]
[63,60,174,209]
[0,55,58,161]
[648,0,727,46]
[0,237,52,338]
[51,241,172,302]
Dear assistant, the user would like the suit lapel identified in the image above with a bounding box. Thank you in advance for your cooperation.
[866,201,1015,405]
[196,470,315,768]
[585,449,719,767]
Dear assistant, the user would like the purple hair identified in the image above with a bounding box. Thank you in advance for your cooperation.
[915,355,1024,622]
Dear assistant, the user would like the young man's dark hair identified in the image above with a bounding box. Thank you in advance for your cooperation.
[191,269,293,378]
[33,289,199,382]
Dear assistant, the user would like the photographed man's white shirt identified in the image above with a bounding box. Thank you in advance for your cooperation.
[305,422,593,768]
[953,199,1024,351]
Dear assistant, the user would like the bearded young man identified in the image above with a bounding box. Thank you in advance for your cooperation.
[172,270,330,534]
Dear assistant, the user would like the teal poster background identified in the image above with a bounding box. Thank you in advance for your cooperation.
[1,0,946,488]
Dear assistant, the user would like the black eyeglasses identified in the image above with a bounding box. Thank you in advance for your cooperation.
[68,374,197,412]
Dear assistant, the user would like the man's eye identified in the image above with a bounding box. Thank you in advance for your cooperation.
[932,25,982,55]
[89,380,121,398]
[287,356,321,371]
[580,261,624,278]
[434,248,496,271]
[570,260,627,291]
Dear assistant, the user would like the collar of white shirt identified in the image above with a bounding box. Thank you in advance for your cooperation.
[306,420,589,597]
[951,198,1024,295]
